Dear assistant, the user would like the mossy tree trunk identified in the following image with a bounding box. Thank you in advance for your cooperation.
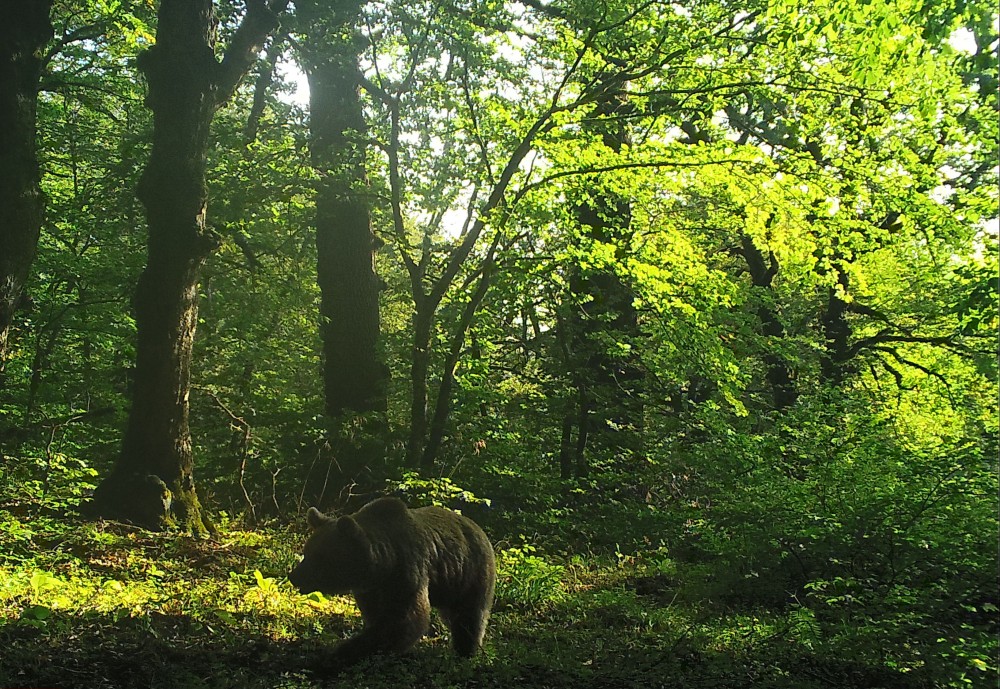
[0,1,52,373]
[91,0,287,533]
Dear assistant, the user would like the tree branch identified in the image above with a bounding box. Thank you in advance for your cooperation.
[872,346,952,392]
[216,0,290,105]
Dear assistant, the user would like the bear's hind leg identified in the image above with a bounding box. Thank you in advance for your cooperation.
[443,604,489,657]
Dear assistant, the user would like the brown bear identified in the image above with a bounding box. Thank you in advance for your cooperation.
[289,496,496,665]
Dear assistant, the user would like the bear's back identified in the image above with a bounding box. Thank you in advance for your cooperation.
[352,497,423,564]
[351,498,494,594]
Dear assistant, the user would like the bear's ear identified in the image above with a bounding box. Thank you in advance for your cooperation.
[306,506,331,530]
[335,515,367,545]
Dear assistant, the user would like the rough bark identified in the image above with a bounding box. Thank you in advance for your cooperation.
[293,0,387,504]
[0,1,53,373]
[305,30,386,419]
[91,0,286,532]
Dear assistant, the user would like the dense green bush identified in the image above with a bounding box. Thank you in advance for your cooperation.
[669,392,998,686]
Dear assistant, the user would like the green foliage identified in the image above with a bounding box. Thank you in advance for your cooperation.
[0,0,996,686]
[388,471,492,510]
[668,391,998,687]
[495,545,567,611]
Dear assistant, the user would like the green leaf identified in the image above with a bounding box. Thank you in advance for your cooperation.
[970,658,989,671]
[21,604,52,621]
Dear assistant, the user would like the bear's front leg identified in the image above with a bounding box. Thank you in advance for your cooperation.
[326,628,385,667]
[327,589,432,668]
[312,626,394,672]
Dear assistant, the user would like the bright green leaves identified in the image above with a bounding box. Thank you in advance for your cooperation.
[495,544,567,610]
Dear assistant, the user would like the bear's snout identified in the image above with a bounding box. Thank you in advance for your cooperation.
[288,560,318,594]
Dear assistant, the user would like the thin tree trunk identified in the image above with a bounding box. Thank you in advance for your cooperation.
[91,0,287,532]
[0,2,52,372]
[422,258,496,468]
[406,303,433,467]
[558,412,574,479]
[574,386,590,478]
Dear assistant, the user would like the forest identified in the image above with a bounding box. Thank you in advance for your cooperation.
[0,0,997,687]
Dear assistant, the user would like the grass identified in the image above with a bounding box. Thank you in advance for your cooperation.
[0,501,989,689]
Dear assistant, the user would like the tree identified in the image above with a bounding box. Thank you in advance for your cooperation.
[0,1,53,373]
[292,0,389,505]
[297,0,387,420]
[560,76,643,477]
[91,0,288,533]
[359,0,565,468]
[365,0,694,469]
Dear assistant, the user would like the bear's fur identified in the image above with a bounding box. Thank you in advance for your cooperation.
[289,496,496,665]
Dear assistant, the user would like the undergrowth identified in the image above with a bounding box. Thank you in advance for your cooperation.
[1,430,996,689]
[1,498,993,689]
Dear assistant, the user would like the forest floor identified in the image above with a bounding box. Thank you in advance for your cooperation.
[0,504,967,689]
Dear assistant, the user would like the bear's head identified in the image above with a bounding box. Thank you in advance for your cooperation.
[289,507,373,595]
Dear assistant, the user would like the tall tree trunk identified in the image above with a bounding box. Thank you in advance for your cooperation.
[563,77,643,475]
[305,16,385,419]
[738,232,798,410]
[820,264,853,385]
[296,0,388,505]
[0,2,53,374]
[91,0,286,532]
